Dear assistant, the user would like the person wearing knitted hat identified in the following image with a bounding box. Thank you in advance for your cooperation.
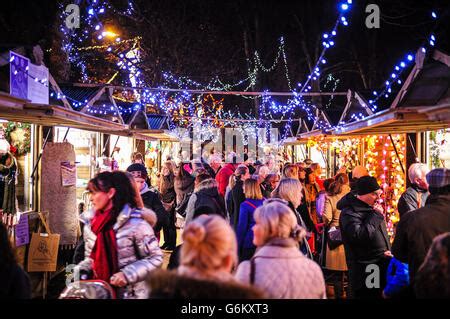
[392,168,450,296]
[337,175,392,299]
[126,163,168,238]
[349,165,369,194]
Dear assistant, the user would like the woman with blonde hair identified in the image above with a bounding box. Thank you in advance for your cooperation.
[235,201,326,299]
[272,178,314,259]
[148,215,263,298]
[282,164,299,180]
[236,178,265,262]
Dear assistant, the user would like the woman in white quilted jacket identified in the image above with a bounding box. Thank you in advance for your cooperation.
[76,171,163,299]
[235,200,327,299]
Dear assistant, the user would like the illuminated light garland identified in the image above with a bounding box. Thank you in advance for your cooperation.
[299,0,353,94]
[364,9,441,115]
[364,134,406,237]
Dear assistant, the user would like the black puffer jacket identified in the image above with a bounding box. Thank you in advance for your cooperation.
[338,192,391,290]
[185,178,226,224]
[230,179,246,229]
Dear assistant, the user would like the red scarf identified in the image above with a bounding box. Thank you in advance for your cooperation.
[90,209,119,283]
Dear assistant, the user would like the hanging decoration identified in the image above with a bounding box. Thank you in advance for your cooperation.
[3,122,32,156]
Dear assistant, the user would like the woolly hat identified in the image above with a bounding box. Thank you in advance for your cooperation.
[126,163,148,179]
[356,176,380,196]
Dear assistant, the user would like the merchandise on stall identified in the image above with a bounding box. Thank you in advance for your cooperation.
[0,129,18,216]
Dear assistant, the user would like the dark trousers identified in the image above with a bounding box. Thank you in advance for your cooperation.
[162,206,177,248]
[348,258,390,299]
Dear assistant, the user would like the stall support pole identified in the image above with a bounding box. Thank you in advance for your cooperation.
[298,145,305,160]
[110,136,120,158]
[102,135,111,156]
[389,134,405,174]
[30,128,52,185]
[63,128,70,142]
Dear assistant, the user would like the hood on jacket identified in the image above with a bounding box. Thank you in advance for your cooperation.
[336,192,372,212]
[147,269,264,299]
[140,207,157,227]
[140,182,151,195]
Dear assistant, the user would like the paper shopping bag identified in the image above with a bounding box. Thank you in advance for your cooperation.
[27,212,60,272]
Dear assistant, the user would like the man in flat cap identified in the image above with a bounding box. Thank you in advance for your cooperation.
[392,168,450,296]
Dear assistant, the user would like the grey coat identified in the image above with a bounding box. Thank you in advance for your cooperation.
[76,205,163,299]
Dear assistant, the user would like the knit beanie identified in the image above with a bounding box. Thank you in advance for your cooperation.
[356,176,380,195]
[126,163,148,179]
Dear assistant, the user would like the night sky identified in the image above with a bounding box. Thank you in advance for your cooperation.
[1,0,449,122]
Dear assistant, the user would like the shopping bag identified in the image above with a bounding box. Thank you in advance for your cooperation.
[27,212,60,272]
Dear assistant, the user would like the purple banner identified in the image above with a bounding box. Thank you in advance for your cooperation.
[9,51,29,100]
[15,213,30,247]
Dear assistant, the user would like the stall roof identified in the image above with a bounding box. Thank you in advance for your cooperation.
[0,92,128,134]
[129,129,179,142]
[328,49,450,136]
[147,114,169,130]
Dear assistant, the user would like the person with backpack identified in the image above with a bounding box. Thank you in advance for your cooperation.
[185,173,226,225]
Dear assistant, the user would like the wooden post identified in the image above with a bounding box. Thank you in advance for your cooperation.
[405,133,418,188]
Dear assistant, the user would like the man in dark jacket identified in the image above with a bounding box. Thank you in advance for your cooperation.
[397,163,429,219]
[185,174,226,225]
[338,176,392,299]
[127,163,168,234]
[392,168,450,290]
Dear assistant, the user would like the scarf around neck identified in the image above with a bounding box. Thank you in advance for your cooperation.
[90,208,119,283]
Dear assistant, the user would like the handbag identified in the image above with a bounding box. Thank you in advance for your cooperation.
[327,226,343,250]
[175,192,192,218]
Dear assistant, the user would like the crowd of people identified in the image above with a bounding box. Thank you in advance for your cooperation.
[1,152,449,300]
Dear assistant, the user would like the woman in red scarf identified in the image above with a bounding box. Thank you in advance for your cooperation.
[76,171,163,299]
